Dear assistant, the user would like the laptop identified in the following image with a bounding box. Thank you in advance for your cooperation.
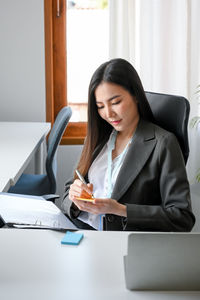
[124,232,200,291]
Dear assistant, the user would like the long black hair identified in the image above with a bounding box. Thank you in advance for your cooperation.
[77,58,154,176]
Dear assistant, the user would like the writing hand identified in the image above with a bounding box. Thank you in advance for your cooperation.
[69,179,93,201]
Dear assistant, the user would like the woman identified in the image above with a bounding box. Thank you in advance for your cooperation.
[62,58,195,231]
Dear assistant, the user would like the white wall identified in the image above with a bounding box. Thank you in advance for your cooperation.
[0,0,45,121]
[0,0,82,204]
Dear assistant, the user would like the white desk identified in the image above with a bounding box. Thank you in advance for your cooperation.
[0,122,50,192]
[0,229,199,300]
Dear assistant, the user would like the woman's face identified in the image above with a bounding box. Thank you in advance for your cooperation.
[95,82,140,134]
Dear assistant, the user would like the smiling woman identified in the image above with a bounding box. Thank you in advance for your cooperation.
[61,58,195,232]
[95,82,139,134]
[95,82,140,159]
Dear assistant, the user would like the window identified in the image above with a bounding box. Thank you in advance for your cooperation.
[67,0,109,122]
[44,0,109,144]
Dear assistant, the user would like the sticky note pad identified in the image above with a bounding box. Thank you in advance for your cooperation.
[76,197,94,202]
[61,231,84,245]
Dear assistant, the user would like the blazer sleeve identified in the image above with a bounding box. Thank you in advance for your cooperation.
[61,178,81,219]
[123,133,195,232]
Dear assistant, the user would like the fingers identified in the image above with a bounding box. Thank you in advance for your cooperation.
[75,179,93,196]
[87,183,93,192]
[93,198,104,204]
[73,199,98,214]
[93,198,109,205]
[72,198,107,215]
[73,197,126,217]
[69,179,93,201]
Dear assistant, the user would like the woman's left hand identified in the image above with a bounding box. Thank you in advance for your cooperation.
[72,197,127,217]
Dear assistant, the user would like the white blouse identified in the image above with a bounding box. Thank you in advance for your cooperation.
[78,131,131,230]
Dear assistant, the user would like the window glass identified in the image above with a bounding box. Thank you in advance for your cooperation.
[67,0,109,121]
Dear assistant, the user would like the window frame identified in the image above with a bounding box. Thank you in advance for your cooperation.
[44,0,86,145]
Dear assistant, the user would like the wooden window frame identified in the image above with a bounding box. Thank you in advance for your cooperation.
[44,0,86,145]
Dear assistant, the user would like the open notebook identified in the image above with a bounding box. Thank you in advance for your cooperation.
[0,193,77,231]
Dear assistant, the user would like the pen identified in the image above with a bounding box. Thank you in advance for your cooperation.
[75,169,87,185]
[75,169,94,198]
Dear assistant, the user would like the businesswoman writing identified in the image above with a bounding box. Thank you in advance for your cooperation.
[62,58,195,231]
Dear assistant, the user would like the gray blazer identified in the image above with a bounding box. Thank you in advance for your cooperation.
[62,119,195,231]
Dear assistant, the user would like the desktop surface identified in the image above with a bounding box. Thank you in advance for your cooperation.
[0,229,200,300]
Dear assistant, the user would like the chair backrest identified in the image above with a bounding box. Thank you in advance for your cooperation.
[46,106,72,193]
[145,91,190,164]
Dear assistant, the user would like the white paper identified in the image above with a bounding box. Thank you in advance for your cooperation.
[0,194,76,229]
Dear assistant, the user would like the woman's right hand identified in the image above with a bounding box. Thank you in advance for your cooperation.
[69,179,93,201]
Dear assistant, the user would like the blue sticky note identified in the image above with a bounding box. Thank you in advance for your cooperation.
[61,231,84,245]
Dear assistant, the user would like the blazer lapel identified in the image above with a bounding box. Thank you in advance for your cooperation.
[112,119,157,201]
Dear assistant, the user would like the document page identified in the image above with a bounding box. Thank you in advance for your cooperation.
[0,194,76,229]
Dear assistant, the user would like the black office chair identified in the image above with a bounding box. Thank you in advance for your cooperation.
[8,106,72,196]
[145,91,190,164]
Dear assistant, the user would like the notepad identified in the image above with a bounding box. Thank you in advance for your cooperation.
[76,197,94,202]
[61,231,84,245]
